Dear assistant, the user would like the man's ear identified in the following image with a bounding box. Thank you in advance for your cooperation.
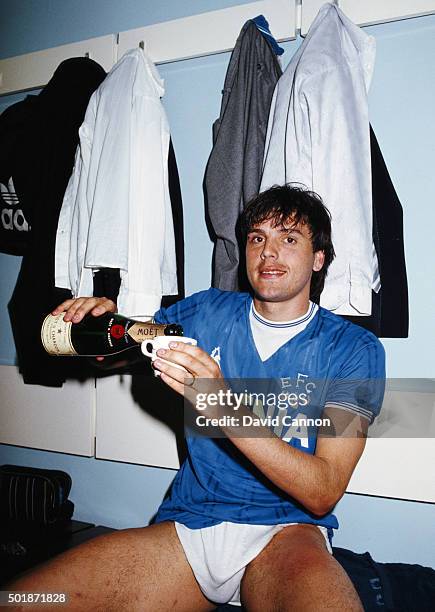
[313,250,325,272]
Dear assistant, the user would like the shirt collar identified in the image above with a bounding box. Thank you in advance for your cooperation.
[308,2,376,92]
[251,301,317,328]
[128,46,165,98]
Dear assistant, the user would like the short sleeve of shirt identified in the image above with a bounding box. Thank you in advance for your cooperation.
[153,289,215,339]
[324,333,386,424]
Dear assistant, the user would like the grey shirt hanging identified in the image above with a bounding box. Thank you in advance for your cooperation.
[204,20,282,291]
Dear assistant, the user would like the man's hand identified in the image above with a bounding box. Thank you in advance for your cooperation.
[153,341,224,400]
[52,296,117,323]
[52,297,117,362]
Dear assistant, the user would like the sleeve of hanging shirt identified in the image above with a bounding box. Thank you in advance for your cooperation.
[54,146,80,291]
[303,64,376,316]
[55,111,93,296]
[82,81,130,264]
[117,91,177,318]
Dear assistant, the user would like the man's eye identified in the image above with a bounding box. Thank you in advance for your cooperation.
[285,236,296,244]
[249,235,263,243]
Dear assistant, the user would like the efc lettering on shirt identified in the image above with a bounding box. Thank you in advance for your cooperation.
[249,373,317,449]
[281,372,317,394]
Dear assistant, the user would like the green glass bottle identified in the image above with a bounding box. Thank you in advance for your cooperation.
[41,312,183,357]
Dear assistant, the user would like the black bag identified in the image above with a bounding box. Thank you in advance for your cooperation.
[333,546,435,612]
[0,464,74,527]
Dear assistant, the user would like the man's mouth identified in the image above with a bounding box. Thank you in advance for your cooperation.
[258,268,286,278]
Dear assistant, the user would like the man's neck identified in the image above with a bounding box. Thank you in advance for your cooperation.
[253,296,311,322]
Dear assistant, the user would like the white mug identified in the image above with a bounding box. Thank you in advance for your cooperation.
[141,335,197,375]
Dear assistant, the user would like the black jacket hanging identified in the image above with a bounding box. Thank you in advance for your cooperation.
[7,58,106,386]
[343,126,409,338]
[0,97,35,255]
[161,139,185,307]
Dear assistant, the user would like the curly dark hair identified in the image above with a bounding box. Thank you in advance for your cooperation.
[239,184,335,303]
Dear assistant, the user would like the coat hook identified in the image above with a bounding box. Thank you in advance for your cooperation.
[139,40,144,50]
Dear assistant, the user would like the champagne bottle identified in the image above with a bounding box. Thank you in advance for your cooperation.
[41,312,183,357]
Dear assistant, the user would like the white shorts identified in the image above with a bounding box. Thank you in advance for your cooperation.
[175,521,332,606]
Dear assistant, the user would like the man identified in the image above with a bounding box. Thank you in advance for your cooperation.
[9,185,385,611]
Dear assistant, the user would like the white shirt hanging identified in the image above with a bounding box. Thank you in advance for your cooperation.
[260,2,380,316]
[55,47,177,318]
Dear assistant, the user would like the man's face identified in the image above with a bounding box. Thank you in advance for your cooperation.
[245,216,325,305]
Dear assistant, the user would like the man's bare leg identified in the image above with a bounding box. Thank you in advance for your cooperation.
[7,522,215,612]
[240,524,363,612]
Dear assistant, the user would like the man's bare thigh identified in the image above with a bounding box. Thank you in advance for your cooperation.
[240,524,363,612]
[8,521,215,612]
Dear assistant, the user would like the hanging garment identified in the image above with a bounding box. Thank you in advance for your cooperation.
[55,47,177,319]
[7,58,106,386]
[342,127,409,337]
[0,99,35,255]
[261,2,379,316]
[161,139,185,307]
[251,15,285,57]
[93,139,185,309]
[205,19,282,291]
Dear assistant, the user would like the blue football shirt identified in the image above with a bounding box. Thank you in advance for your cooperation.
[153,288,385,530]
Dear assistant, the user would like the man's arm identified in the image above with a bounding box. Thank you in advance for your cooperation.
[221,408,367,516]
[153,342,369,517]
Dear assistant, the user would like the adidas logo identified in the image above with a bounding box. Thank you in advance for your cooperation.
[1,177,31,232]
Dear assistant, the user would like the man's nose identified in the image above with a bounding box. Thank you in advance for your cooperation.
[260,239,278,259]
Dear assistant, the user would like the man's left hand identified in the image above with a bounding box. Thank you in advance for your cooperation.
[153,342,224,401]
